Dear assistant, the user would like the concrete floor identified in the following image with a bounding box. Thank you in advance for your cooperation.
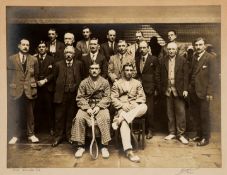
[7,132,221,168]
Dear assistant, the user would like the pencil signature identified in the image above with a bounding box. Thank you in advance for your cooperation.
[175,168,199,175]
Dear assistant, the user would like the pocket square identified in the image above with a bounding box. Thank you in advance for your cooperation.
[202,65,207,69]
[48,65,53,69]
[150,63,154,66]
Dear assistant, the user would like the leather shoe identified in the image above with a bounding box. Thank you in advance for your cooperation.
[197,138,209,146]
[146,130,153,139]
[190,136,201,142]
[52,139,62,147]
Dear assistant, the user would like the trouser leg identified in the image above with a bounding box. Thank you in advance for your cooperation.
[174,97,186,137]
[71,109,87,144]
[200,99,210,140]
[123,104,147,124]
[120,121,132,151]
[25,97,35,137]
[54,103,66,139]
[145,94,154,132]
[166,94,176,135]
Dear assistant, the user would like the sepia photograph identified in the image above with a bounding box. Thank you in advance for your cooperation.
[0,0,226,175]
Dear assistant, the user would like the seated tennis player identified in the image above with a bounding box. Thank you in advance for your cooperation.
[71,63,111,159]
[111,63,147,163]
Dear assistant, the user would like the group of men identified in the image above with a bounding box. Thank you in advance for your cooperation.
[7,26,216,163]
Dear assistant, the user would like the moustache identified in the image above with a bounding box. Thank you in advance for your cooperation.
[66,55,72,58]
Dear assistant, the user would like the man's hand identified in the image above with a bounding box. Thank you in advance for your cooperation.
[122,104,131,112]
[87,108,94,116]
[206,95,213,101]
[93,106,100,115]
[37,79,47,87]
[183,91,188,98]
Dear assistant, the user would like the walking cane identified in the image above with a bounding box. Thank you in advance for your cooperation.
[89,114,99,160]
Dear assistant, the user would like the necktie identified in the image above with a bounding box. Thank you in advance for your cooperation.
[120,55,123,70]
[22,55,26,64]
[91,54,95,63]
[67,62,72,67]
[110,42,114,53]
[140,56,145,73]
[40,56,44,63]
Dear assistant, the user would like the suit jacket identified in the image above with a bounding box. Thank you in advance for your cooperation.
[100,42,118,62]
[36,54,55,92]
[135,54,160,95]
[159,55,189,97]
[72,46,82,61]
[46,40,65,63]
[8,53,39,100]
[127,43,140,59]
[53,59,83,103]
[81,52,108,79]
[108,53,137,83]
[189,51,216,99]
[111,78,146,110]
[76,40,90,56]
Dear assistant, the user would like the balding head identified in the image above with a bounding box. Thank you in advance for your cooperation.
[167,42,178,58]
[64,32,75,46]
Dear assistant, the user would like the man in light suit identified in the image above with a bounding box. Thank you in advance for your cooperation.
[108,40,137,84]
[135,40,160,139]
[8,39,39,144]
[100,29,118,62]
[189,37,216,146]
[34,41,55,136]
[80,37,108,79]
[76,26,92,56]
[159,42,189,144]
[52,46,83,147]
[46,28,65,63]
[111,63,147,163]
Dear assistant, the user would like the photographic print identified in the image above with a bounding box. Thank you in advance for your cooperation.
[0,0,225,175]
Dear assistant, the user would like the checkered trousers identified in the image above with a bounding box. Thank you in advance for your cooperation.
[71,109,111,144]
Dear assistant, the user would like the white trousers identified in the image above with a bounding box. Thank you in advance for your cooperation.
[119,104,147,151]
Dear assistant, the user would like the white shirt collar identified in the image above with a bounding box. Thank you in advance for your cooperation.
[90,51,98,60]
[66,59,73,65]
[108,41,115,47]
[169,55,176,61]
[39,53,47,60]
[19,52,27,62]
[141,53,148,62]
[50,39,56,45]
[197,50,205,61]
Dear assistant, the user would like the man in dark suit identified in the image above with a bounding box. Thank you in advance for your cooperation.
[135,40,160,139]
[100,29,118,62]
[8,39,39,144]
[159,42,189,144]
[76,26,92,56]
[52,46,83,147]
[46,28,65,63]
[81,37,108,79]
[63,32,82,61]
[189,37,216,146]
[34,41,55,135]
